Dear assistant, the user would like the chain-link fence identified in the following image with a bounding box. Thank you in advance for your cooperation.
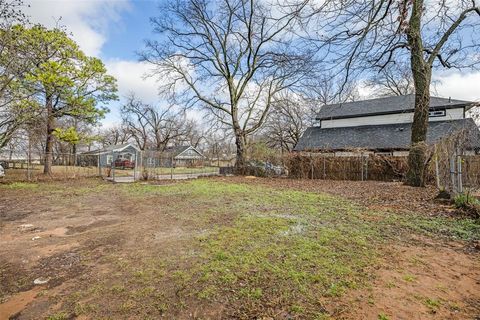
[0,150,100,182]
[135,150,220,182]
[284,150,480,191]
[0,148,221,182]
[285,152,407,181]
[431,129,480,194]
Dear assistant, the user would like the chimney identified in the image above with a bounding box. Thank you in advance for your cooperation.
[449,96,451,103]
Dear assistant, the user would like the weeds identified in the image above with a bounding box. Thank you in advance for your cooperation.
[46,312,69,320]
[3,182,39,189]
[454,193,479,209]
[453,192,480,218]
[378,313,390,320]
[402,274,416,282]
[424,297,442,313]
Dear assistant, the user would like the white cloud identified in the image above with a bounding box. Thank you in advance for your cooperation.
[105,59,159,103]
[106,59,206,120]
[24,0,130,56]
[433,71,480,102]
[358,70,480,103]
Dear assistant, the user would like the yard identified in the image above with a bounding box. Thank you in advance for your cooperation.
[0,177,478,319]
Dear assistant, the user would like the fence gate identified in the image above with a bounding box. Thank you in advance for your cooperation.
[100,150,139,183]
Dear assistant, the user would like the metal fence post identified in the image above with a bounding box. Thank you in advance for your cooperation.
[310,155,314,179]
[449,154,456,194]
[323,155,326,180]
[97,154,101,177]
[365,155,369,180]
[133,151,137,181]
[434,145,441,190]
[457,153,463,194]
[27,140,32,181]
[112,151,115,182]
[360,153,364,181]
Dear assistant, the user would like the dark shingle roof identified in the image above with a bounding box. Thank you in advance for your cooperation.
[316,95,474,120]
[294,118,480,151]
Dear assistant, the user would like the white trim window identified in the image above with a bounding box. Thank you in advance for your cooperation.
[106,155,113,165]
[429,109,446,118]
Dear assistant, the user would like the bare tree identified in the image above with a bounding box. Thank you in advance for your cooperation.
[467,105,480,126]
[141,0,315,169]
[100,125,131,147]
[121,94,193,151]
[304,73,360,107]
[365,61,414,97]
[121,96,149,150]
[180,120,205,148]
[262,93,310,152]
[203,128,236,164]
[312,0,480,186]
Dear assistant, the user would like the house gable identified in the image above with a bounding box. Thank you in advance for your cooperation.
[296,94,480,153]
[320,107,465,128]
[294,118,480,152]
[175,146,204,160]
[82,143,140,156]
[316,94,472,121]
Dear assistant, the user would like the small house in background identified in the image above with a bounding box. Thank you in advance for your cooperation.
[295,94,480,155]
[81,143,140,168]
[162,145,205,167]
[143,145,206,168]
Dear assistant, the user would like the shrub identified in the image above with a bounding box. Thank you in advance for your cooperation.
[454,192,480,218]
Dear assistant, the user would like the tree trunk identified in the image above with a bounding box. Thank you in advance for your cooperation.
[406,87,430,186]
[406,0,432,187]
[71,143,77,166]
[231,99,247,173]
[43,96,55,174]
[234,130,247,172]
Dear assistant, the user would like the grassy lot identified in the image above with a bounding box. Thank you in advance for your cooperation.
[0,178,478,319]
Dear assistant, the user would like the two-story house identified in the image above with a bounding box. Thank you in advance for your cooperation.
[294,94,480,156]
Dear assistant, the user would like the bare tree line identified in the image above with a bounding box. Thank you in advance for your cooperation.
[1,0,479,185]
[118,94,204,151]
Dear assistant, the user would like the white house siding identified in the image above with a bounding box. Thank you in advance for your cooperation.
[320,107,465,128]
[393,151,410,157]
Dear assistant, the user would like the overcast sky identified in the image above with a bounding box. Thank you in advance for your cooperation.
[23,0,480,127]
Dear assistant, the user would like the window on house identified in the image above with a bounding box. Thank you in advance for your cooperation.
[106,155,113,165]
[429,109,446,117]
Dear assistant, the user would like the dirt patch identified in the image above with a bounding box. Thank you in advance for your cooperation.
[32,251,85,288]
[0,262,33,302]
[0,287,44,320]
[65,219,119,235]
[332,240,480,319]
[35,227,69,237]
[0,210,33,222]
